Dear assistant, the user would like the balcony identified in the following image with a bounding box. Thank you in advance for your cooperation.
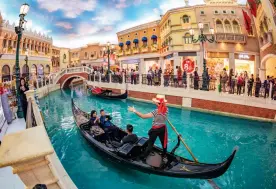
[132,47,140,54]
[118,50,124,56]
[215,33,246,43]
[150,44,158,52]
[141,46,149,53]
[260,32,273,51]
[125,49,132,55]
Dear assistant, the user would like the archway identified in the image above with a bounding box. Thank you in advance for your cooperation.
[61,75,86,89]
[2,65,11,82]
[45,65,50,76]
[22,64,29,78]
[260,54,276,80]
[37,64,44,78]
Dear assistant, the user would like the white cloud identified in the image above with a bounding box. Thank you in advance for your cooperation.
[55,22,73,30]
[78,22,99,36]
[92,9,123,25]
[116,0,127,9]
[37,0,97,18]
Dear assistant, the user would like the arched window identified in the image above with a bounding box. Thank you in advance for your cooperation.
[216,20,224,33]
[45,65,50,75]
[1,65,11,81]
[2,39,7,48]
[38,64,44,78]
[232,20,240,33]
[184,33,192,44]
[85,52,88,58]
[22,64,29,78]
[182,15,189,23]
[224,20,232,33]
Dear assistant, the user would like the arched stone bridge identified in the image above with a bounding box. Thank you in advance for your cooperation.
[49,67,92,88]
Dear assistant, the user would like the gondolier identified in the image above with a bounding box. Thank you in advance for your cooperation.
[128,94,168,160]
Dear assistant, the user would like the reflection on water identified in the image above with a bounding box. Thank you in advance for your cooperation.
[40,87,276,189]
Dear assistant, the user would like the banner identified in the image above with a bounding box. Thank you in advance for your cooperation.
[182,58,195,73]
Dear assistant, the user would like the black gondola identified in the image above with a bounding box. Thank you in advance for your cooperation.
[90,87,128,100]
[71,99,237,179]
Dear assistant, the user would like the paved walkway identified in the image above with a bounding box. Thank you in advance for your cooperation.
[0,118,25,189]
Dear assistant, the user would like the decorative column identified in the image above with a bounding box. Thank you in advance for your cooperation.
[196,51,203,75]
[139,58,146,74]
[187,73,191,90]
[229,52,235,73]
[254,55,260,77]
[161,74,164,87]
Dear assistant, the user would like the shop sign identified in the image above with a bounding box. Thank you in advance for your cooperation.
[121,59,140,64]
[182,59,195,73]
[238,54,250,59]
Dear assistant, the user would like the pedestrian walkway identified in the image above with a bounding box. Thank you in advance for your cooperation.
[0,118,25,189]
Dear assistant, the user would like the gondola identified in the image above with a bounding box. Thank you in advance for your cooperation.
[90,87,128,100]
[71,99,237,179]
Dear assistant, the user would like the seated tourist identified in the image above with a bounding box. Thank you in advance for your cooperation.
[90,110,99,126]
[103,115,113,128]
[102,115,119,141]
[111,124,138,147]
[100,109,106,126]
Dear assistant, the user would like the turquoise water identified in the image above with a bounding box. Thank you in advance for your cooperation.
[40,88,276,189]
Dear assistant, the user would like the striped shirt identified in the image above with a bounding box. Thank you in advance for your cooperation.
[151,109,168,126]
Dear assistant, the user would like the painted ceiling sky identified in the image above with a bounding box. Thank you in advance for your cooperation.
[0,0,246,48]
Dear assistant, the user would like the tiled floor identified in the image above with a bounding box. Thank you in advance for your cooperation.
[0,118,26,189]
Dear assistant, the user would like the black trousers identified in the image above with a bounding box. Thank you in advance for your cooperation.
[141,127,167,159]
[103,126,118,140]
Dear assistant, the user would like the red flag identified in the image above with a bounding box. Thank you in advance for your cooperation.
[242,10,252,34]
[247,0,257,17]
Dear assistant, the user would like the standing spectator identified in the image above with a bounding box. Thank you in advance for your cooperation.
[206,68,210,90]
[147,68,153,85]
[0,84,13,124]
[177,66,182,87]
[247,74,254,96]
[158,67,162,83]
[272,78,276,100]
[194,67,199,90]
[19,78,29,120]
[264,76,270,98]
[228,69,234,94]
[130,69,134,84]
[164,69,169,87]
[153,70,159,85]
[182,70,187,89]
[220,68,228,92]
[255,75,261,97]
[237,73,243,95]
[173,66,178,87]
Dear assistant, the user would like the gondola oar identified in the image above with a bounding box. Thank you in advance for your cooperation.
[166,118,198,162]
[166,118,220,189]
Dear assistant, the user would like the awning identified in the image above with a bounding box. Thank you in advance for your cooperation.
[151,35,157,40]
[142,37,147,42]
[133,39,139,43]
[126,41,131,45]
[119,42,124,47]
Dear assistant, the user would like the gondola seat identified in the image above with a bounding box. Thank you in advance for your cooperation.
[117,137,149,158]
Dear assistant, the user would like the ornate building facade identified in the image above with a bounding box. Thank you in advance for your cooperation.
[116,0,261,78]
[0,12,53,82]
[252,0,276,79]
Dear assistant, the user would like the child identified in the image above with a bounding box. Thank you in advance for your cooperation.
[103,115,113,128]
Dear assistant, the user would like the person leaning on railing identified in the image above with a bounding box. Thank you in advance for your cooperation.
[19,78,29,120]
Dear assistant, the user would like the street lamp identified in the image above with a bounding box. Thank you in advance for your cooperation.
[15,3,29,118]
[103,42,115,73]
[24,49,29,84]
[189,22,215,91]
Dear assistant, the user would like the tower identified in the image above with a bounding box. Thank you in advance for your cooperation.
[185,0,189,6]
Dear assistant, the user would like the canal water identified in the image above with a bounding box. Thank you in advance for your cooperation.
[40,87,276,189]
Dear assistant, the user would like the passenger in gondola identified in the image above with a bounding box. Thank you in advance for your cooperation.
[99,109,106,126]
[102,115,119,140]
[90,110,100,127]
[112,124,138,147]
[128,94,168,161]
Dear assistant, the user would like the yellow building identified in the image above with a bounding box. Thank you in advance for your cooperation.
[117,21,161,73]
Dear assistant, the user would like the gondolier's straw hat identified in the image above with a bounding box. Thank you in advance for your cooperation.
[152,94,167,103]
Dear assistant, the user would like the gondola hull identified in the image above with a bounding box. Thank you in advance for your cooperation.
[71,99,237,179]
[90,87,128,100]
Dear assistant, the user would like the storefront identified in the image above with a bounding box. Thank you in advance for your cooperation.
[206,52,229,78]
[144,58,159,72]
[234,54,255,75]
[163,54,174,72]
[121,59,140,71]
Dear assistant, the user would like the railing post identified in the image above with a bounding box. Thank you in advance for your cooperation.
[123,74,125,84]
[99,73,102,83]
[94,74,96,82]
[269,82,273,101]
[109,74,112,83]
[36,79,39,88]
[187,74,191,90]
[161,74,164,87]
[244,79,248,98]
[139,74,142,87]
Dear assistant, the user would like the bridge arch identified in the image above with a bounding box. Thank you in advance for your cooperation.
[61,75,86,89]
[56,72,89,89]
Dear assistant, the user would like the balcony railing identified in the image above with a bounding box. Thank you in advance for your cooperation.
[125,49,132,55]
[260,32,273,51]
[150,44,158,52]
[215,33,246,43]
[132,47,140,54]
[118,50,124,56]
[141,46,149,53]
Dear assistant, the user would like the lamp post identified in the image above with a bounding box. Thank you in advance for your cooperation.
[15,3,29,118]
[103,42,115,74]
[24,49,29,84]
[189,22,215,91]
